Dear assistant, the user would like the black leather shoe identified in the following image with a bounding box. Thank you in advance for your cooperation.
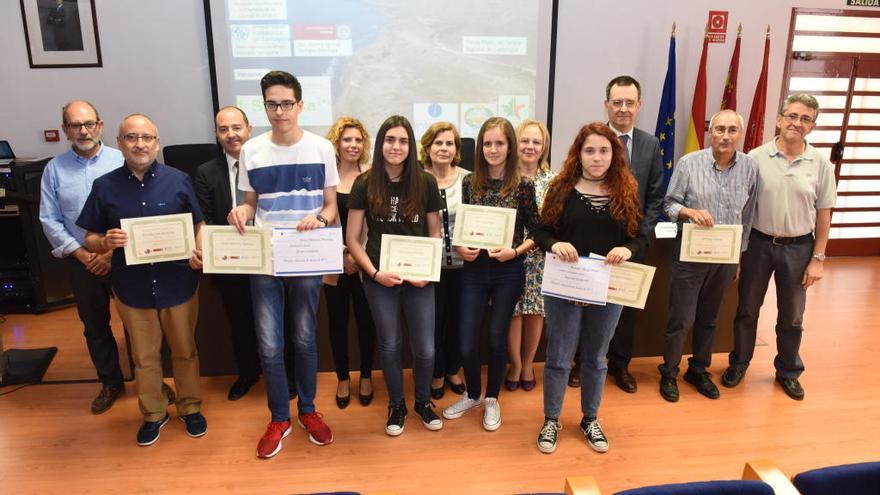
[227,376,257,401]
[431,384,445,400]
[289,388,298,400]
[568,366,581,388]
[358,378,373,406]
[91,384,124,414]
[776,376,805,401]
[446,376,466,395]
[659,377,679,402]
[684,370,720,399]
[162,382,176,405]
[608,363,637,393]
[721,367,746,388]
[336,394,351,409]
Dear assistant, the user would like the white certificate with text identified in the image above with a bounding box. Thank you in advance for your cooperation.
[202,226,272,275]
[541,253,611,305]
[680,223,743,264]
[452,204,517,249]
[120,213,195,266]
[589,253,656,309]
[272,226,344,277]
[379,234,442,282]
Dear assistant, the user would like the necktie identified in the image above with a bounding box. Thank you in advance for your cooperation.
[233,161,245,206]
[619,134,632,161]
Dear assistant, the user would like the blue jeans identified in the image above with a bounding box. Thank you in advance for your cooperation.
[730,231,812,378]
[459,255,525,400]
[251,274,322,422]
[543,295,623,420]
[362,276,435,405]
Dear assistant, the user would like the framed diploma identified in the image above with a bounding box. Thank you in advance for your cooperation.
[589,254,656,309]
[202,226,272,275]
[452,204,517,249]
[120,213,195,266]
[379,234,442,282]
[541,253,611,305]
[272,226,344,277]
[680,223,743,264]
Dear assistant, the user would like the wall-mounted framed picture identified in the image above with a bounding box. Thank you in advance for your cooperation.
[19,0,102,68]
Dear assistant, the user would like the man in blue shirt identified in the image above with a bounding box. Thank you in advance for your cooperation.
[77,114,207,447]
[39,100,126,414]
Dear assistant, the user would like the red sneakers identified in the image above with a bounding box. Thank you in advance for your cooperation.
[297,412,333,446]
[256,420,292,459]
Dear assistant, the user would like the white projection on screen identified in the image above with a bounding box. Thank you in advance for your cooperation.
[209,0,552,139]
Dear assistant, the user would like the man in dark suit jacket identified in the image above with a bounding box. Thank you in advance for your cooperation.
[194,106,296,401]
[603,76,665,393]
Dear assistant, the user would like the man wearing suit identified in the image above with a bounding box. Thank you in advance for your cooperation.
[601,76,665,393]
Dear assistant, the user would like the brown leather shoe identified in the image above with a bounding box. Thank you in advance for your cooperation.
[608,363,637,393]
[568,367,581,388]
[91,384,124,414]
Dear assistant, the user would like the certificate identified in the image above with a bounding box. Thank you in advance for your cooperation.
[272,226,344,277]
[202,226,272,275]
[379,234,442,282]
[680,223,743,264]
[541,253,611,305]
[452,204,517,249]
[120,213,195,266]
[589,254,656,309]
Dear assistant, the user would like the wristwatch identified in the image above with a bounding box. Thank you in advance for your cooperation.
[316,214,328,226]
[812,253,826,261]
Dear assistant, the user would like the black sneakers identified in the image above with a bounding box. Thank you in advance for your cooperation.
[414,401,443,431]
[180,412,208,437]
[136,414,170,446]
[580,417,609,453]
[537,418,560,454]
[385,403,408,436]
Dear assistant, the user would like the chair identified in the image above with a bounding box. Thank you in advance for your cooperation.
[742,459,799,495]
[613,480,774,495]
[792,461,880,495]
[162,143,220,179]
[516,475,601,495]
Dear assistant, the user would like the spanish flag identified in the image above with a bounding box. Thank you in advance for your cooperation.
[684,28,710,154]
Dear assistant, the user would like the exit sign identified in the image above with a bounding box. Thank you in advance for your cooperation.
[847,0,880,6]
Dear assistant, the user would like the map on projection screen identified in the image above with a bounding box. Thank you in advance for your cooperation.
[209,0,551,139]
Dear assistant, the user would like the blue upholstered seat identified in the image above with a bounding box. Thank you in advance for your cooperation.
[614,479,774,495]
[792,461,880,495]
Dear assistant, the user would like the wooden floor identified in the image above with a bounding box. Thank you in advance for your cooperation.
[1,258,878,494]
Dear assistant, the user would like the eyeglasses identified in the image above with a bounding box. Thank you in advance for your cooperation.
[781,113,815,125]
[712,126,740,136]
[121,134,158,144]
[263,100,298,112]
[65,121,99,131]
[609,99,638,109]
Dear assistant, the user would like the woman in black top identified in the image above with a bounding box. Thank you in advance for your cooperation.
[346,116,444,436]
[531,122,645,455]
[323,117,377,408]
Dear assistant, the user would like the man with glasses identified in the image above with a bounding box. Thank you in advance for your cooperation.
[77,114,207,446]
[658,109,758,402]
[721,94,836,401]
[227,70,338,458]
[590,75,665,393]
[39,100,127,413]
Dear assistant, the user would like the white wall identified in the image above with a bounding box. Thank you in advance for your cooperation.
[551,0,877,164]
[0,0,873,162]
[0,0,215,159]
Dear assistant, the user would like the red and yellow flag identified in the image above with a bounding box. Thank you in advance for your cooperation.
[744,26,771,153]
[684,28,710,153]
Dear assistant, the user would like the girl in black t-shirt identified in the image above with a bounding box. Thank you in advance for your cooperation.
[346,115,444,437]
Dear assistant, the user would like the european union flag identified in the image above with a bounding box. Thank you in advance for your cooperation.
[655,33,676,192]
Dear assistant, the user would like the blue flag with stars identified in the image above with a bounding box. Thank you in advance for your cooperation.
[655,34,676,192]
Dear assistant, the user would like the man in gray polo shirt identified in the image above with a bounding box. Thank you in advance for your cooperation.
[721,93,837,401]
[659,109,758,403]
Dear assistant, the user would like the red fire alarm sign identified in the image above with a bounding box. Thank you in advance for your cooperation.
[707,11,729,43]
[44,129,60,142]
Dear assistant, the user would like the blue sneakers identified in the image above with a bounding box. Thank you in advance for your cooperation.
[136,414,170,446]
[180,412,208,438]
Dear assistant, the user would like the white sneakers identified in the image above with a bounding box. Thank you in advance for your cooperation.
[441,394,502,431]
[482,398,501,431]
[442,394,482,419]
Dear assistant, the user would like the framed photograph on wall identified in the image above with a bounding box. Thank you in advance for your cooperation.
[19,0,102,68]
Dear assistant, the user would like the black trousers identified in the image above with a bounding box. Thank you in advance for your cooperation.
[214,274,261,380]
[323,273,376,381]
[66,257,124,387]
[433,268,463,378]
